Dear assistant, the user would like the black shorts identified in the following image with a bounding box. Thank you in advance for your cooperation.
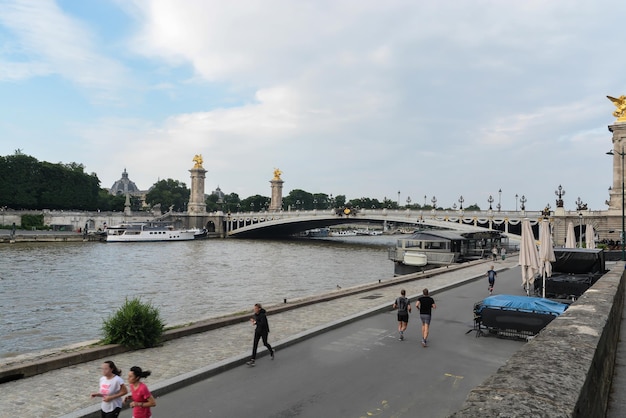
[397,312,409,323]
[101,407,121,418]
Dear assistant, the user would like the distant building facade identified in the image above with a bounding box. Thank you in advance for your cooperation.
[107,169,148,208]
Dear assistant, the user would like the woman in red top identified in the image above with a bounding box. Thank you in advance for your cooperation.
[125,366,156,418]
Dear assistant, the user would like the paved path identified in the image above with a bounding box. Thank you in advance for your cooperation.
[0,258,520,418]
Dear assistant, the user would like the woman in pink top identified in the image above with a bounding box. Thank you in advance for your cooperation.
[125,366,156,418]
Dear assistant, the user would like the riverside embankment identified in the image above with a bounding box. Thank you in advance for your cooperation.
[2,258,625,417]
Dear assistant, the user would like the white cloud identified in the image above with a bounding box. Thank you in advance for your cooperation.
[0,0,131,101]
[3,0,626,211]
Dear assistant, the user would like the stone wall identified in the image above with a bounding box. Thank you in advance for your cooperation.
[450,262,625,417]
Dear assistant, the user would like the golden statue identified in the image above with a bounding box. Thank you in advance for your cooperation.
[273,168,282,180]
[607,95,626,122]
[192,154,204,169]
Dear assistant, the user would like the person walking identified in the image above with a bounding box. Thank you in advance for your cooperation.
[416,288,436,347]
[246,303,275,366]
[125,366,156,418]
[90,360,127,418]
[487,265,497,295]
[491,246,498,262]
[393,289,411,340]
[501,247,507,260]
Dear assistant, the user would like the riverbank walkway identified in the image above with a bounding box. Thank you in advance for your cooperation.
[0,256,556,417]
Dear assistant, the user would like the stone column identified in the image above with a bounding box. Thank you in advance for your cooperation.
[188,156,207,214]
[269,168,284,211]
[608,123,626,210]
[124,193,131,216]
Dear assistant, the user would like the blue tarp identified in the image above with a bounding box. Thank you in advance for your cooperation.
[477,294,568,316]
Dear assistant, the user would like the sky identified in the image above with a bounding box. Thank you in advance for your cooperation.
[0,0,624,212]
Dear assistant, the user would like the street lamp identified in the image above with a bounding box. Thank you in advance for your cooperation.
[487,195,494,210]
[607,148,625,261]
[458,195,464,210]
[424,195,427,208]
[520,195,527,211]
[431,196,437,211]
[554,184,565,207]
[578,212,583,248]
[497,189,502,212]
[406,196,411,208]
[398,190,401,207]
[515,194,519,211]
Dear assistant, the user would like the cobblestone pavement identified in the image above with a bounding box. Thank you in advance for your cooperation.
[0,258,518,418]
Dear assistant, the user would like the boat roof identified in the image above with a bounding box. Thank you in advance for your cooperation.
[406,229,503,241]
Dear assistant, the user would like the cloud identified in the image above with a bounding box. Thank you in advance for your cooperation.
[2,0,625,211]
[0,0,131,101]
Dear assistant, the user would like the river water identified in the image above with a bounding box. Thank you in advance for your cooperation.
[0,235,405,359]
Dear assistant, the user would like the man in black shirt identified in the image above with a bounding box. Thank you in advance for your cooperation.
[416,288,436,347]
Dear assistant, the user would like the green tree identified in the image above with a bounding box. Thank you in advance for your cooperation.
[222,192,241,213]
[283,189,314,210]
[0,154,40,209]
[145,179,190,213]
[205,193,220,212]
[241,194,270,212]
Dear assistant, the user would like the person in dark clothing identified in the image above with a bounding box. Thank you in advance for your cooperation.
[246,303,274,366]
[416,288,436,347]
[393,289,411,340]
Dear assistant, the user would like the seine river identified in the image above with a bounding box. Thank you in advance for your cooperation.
[0,235,404,359]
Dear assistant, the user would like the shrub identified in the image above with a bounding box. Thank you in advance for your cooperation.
[102,297,164,349]
[21,214,43,229]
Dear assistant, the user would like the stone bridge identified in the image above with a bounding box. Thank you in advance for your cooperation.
[198,207,614,242]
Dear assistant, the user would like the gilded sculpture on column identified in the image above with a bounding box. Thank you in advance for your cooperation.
[273,168,282,180]
[192,154,204,169]
[607,95,626,122]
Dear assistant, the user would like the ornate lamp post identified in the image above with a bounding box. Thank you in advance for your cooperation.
[554,184,565,208]
[431,196,437,212]
[424,195,427,208]
[452,203,457,210]
[487,195,494,210]
[515,194,519,211]
[458,195,464,210]
[520,195,527,211]
[497,189,502,212]
[607,148,625,261]
[406,196,411,208]
[397,190,401,207]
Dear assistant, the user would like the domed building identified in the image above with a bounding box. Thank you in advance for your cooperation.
[109,169,141,196]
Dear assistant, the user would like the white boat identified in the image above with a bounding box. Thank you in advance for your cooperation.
[105,222,202,242]
[389,230,509,275]
[403,251,428,266]
[330,230,358,237]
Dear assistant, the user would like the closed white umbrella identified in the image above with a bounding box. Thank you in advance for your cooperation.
[539,219,556,298]
[519,219,540,296]
[565,221,576,248]
[586,224,596,249]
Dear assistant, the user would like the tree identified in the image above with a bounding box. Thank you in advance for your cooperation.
[222,192,241,213]
[241,194,271,212]
[145,179,190,213]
